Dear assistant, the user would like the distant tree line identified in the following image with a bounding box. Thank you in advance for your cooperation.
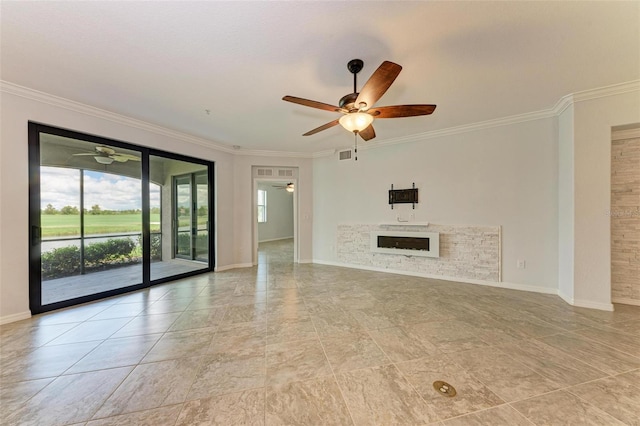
[42,204,159,215]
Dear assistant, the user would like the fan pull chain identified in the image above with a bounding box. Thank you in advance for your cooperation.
[354,132,358,161]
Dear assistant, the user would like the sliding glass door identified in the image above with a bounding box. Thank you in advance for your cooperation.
[149,156,209,281]
[29,123,214,314]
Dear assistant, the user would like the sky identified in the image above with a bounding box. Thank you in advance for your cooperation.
[41,167,160,211]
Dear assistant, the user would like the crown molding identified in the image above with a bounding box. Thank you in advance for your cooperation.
[0,81,238,155]
[233,148,314,158]
[3,79,639,160]
[312,108,557,158]
[552,80,640,116]
[572,80,640,103]
[359,108,557,154]
[312,80,640,158]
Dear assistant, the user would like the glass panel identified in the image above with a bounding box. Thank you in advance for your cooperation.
[257,189,267,223]
[150,182,162,262]
[39,134,142,305]
[175,175,192,258]
[149,155,209,281]
[41,166,81,241]
[195,172,209,262]
[40,167,81,299]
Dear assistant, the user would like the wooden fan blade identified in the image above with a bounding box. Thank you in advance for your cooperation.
[368,104,436,118]
[283,96,343,113]
[303,119,340,136]
[72,153,97,156]
[359,124,376,141]
[355,61,402,110]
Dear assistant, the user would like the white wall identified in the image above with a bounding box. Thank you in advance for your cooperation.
[557,104,575,302]
[313,118,559,291]
[572,91,640,308]
[257,183,293,242]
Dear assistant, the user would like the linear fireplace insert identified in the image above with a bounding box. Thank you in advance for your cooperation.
[370,231,440,258]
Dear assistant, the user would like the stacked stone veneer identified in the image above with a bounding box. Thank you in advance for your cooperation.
[337,224,500,282]
[611,135,640,305]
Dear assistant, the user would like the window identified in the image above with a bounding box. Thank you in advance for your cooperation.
[257,189,267,223]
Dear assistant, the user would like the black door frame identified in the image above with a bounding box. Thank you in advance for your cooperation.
[28,122,215,314]
[173,170,209,261]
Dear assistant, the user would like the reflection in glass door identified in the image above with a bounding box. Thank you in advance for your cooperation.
[195,172,209,262]
[150,156,209,281]
[175,175,192,258]
[174,171,209,261]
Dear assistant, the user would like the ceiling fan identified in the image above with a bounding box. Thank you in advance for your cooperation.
[72,146,141,165]
[283,59,436,142]
[272,183,295,192]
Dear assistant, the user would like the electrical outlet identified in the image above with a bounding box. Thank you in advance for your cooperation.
[517,260,526,269]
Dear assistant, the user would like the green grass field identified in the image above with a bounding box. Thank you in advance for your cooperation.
[41,214,161,237]
[41,214,208,238]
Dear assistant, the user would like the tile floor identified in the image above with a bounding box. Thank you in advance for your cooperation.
[1,238,640,425]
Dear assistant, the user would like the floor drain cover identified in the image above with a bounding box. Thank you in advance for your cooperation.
[433,380,456,397]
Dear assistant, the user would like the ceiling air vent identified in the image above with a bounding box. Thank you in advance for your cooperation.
[339,150,352,160]
[257,168,273,177]
[278,169,293,177]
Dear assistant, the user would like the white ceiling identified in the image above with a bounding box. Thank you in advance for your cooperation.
[1,1,638,154]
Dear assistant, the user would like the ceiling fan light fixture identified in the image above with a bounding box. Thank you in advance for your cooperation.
[286,183,294,192]
[94,156,114,165]
[339,112,373,133]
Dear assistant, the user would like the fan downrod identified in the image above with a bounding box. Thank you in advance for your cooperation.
[342,59,364,109]
[347,59,364,74]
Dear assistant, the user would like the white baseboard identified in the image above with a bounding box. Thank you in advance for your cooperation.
[258,236,294,243]
[297,259,313,264]
[0,311,32,325]
[611,297,640,307]
[311,259,556,295]
[558,290,614,311]
[214,263,254,272]
[571,298,614,311]
[557,290,573,306]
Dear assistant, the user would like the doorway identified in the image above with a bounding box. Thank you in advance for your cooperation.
[256,180,295,264]
[251,168,299,266]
